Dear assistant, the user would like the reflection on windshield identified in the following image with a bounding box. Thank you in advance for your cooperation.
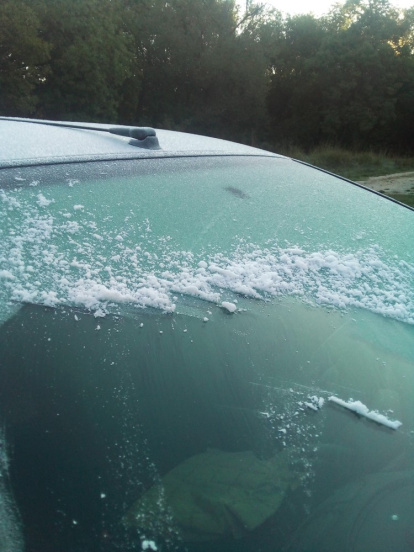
[0,298,413,551]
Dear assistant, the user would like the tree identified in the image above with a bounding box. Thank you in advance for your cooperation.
[266,14,328,148]
[119,0,271,142]
[266,0,414,151]
[317,0,414,149]
[1,0,412,151]
[0,0,50,116]
[33,0,132,122]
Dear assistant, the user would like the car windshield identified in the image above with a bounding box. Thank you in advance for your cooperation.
[0,156,413,552]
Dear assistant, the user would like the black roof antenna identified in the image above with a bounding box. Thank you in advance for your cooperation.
[0,117,160,150]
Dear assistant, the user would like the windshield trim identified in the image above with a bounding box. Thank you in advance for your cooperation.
[3,153,412,212]
[0,151,279,170]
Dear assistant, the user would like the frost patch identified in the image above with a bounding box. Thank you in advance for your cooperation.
[37,193,54,207]
[221,301,237,313]
[1,186,414,322]
[328,396,402,429]
[304,396,325,411]
[0,270,15,280]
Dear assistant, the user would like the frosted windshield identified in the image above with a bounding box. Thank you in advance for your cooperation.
[1,157,413,324]
[0,156,413,552]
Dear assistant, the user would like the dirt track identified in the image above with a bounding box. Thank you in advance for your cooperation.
[357,171,414,195]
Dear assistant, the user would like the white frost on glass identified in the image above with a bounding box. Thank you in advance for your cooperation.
[36,193,54,207]
[0,270,15,280]
[141,540,158,551]
[304,396,325,411]
[1,185,414,323]
[328,396,402,429]
[221,301,237,313]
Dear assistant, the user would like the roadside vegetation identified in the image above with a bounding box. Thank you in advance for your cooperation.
[277,146,414,181]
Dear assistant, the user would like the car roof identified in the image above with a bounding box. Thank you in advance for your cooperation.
[0,117,279,168]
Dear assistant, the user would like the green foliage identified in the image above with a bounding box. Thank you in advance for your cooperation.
[33,0,133,121]
[0,0,413,152]
[279,144,414,181]
[118,0,270,141]
[267,0,414,152]
[0,0,50,115]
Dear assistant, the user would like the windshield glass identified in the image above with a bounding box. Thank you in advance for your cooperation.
[0,156,413,552]
[1,157,413,323]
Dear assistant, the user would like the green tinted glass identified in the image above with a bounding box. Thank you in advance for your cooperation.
[1,157,413,322]
[0,157,413,552]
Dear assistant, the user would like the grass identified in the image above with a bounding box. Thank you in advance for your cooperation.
[275,144,414,181]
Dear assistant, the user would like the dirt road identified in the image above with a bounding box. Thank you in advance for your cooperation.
[357,171,414,196]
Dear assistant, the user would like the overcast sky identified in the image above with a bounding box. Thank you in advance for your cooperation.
[237,0,413,17]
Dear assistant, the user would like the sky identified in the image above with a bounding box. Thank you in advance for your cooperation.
[238,0,413,17]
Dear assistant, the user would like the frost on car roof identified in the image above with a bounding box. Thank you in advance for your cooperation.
[0,118,277,167]
[1,155,413,328]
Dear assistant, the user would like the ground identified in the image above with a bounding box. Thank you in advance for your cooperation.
[359,171,414,194]
[358,172,414,208]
